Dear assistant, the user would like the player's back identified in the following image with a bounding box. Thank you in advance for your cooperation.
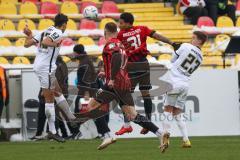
[102,38,130,89]
[118,26,154,62]
[33,26,63,72]
[102,38,123,81]
[170,43,203,88]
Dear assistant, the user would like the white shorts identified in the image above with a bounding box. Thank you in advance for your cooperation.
[164,87,188,110]
[35,70,56,89]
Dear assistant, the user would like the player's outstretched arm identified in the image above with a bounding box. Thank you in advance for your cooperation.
[151,32,173,45]
[151,32,181,50]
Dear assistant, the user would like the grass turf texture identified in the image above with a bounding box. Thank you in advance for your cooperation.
[0,136,240,160]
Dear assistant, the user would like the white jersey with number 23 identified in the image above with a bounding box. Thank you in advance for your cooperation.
[33,26,63,73]
[169,43,203,88]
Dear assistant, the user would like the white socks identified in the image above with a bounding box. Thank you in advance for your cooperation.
[162,111,172,133]
[123,122,131,128]
[45,103,56,134]
[54,94,76,120]
[104,132,112,139]
[155,129,163,137]
[162,111,189,141]
[54,94,65,104]
[174,114,189,141]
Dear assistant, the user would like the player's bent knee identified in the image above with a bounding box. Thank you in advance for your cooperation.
[122,106,137,121]
[87,98,101,111]
[141,90,150,97]
[172,107,182,116]
[54,91,62,97]
[164,105,174,113]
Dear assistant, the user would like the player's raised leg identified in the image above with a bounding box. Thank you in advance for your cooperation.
[115,115,133,135]
[54,81,76,121]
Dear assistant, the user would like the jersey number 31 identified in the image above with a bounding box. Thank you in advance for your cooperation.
[127,34,141,49]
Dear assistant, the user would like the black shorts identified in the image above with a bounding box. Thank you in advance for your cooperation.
[127,60,152,92]
[95,85,134,106]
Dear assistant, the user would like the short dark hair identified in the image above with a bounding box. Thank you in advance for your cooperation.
[105,22,117,33]
[73,44,85,54]
[54,13,68,27]
[120,12,134,25]
[193,31,207,45]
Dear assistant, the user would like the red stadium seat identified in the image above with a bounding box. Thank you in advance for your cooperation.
[61,38,75,46]
[101,1,119,13]
[22,0,38,3]
[41,2,58,14]
[98,37,106,46]
[79,19,97,30]
[237,0,240,10]
[197,16,215,27]
[80,1,97,13]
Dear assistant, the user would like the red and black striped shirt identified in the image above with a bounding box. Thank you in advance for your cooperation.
[117,26,155,62]
[102,38,130,90]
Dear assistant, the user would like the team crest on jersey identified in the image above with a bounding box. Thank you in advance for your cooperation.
[108,43,116,49]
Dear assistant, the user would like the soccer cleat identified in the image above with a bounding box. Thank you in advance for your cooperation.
[47,132,65,143]
[182,140,191,148]
[66,131,82,140]
[159,132,170,153]
[140,128,149,135]
[97,137,117,150]
[115,126,133,135]
[30,135,47,141]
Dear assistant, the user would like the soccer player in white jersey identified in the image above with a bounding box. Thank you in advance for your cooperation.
[24,14,76,142]
[162,31,207,148]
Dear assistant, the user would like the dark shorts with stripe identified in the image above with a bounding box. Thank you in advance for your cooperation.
[127,60,152,92]
[95,85,134,106]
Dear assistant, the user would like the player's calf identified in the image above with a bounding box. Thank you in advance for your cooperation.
[55,94,76,121]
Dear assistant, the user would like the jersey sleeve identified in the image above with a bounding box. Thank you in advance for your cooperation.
[142,26,155,37]
[117,32,123,41]
[175,43,187,56]
[172,43,186,62]
[48,30,62,42]
[32,32,42,43]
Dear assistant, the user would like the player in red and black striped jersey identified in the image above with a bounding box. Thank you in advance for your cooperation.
[84,22,170,153]
[116,12,181,135]
[102,34,131,93]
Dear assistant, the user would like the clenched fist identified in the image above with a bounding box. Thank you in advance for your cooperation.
[23,27,32,37]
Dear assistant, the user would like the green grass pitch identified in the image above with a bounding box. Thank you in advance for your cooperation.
[1,136,240,160]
